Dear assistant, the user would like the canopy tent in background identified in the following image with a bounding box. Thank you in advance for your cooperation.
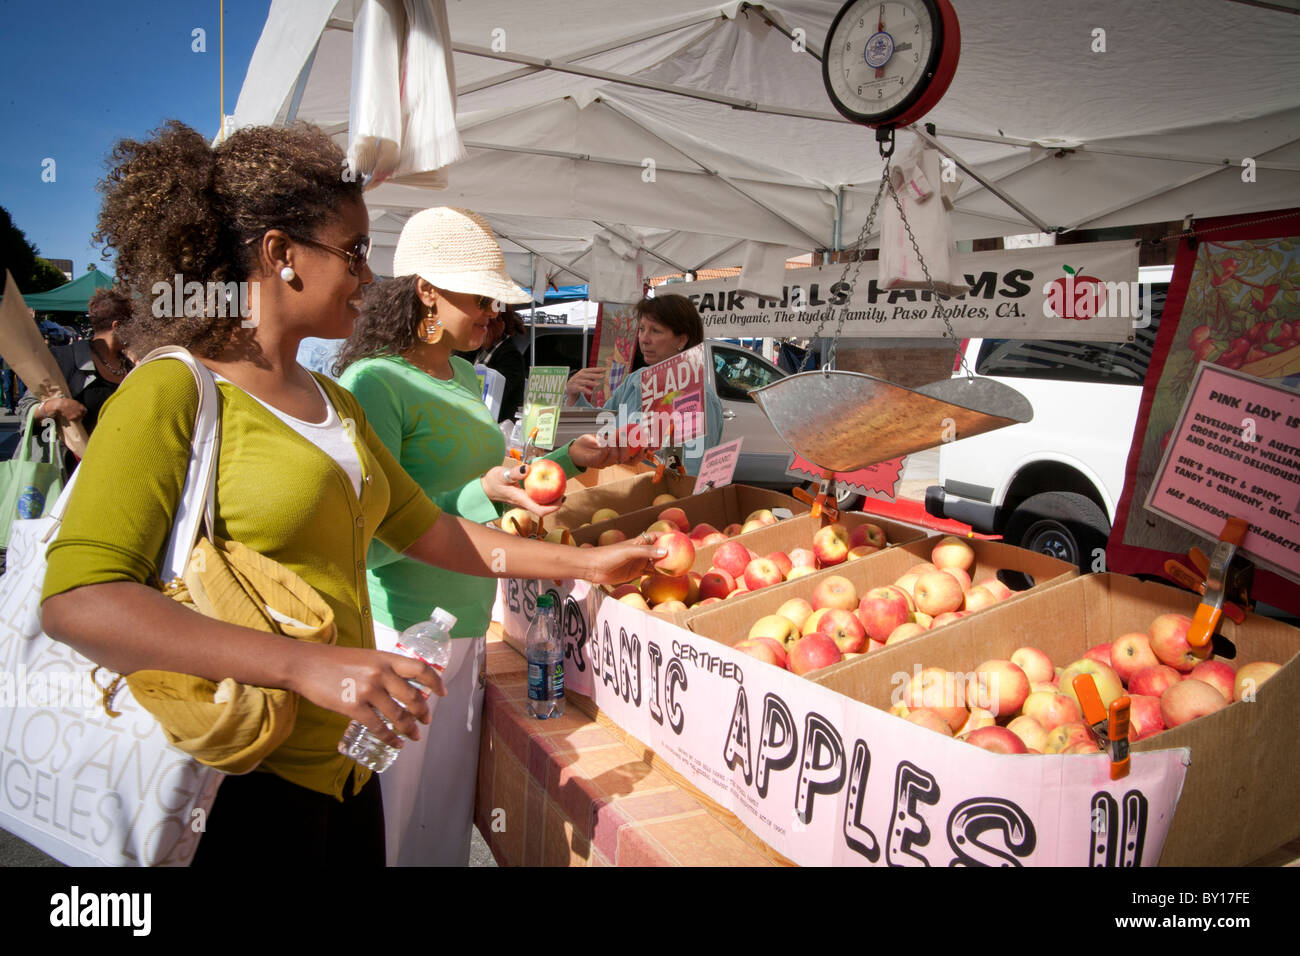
[231,0,1300,290]
[6,269,115,313]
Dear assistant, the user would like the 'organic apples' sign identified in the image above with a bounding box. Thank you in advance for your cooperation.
[500,580,1189,866]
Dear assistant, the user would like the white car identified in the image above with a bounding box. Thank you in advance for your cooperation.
[925,285,1167,574]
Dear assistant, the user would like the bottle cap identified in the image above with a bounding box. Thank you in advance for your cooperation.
[536,593,555,608]
[430,608,458,631]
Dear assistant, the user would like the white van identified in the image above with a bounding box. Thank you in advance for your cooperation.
[924,277,1170,573]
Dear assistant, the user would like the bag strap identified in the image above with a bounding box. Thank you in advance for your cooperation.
[14,406,43,465]
[135,346,221,583]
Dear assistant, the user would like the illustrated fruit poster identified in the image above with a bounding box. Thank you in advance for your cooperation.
[1109,208,1300,612]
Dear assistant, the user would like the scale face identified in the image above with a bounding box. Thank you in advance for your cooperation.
[822,0,960,129]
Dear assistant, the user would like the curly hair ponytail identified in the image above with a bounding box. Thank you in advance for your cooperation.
[94,120,362,356]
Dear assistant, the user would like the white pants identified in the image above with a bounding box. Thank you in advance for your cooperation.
[372,622,487,867]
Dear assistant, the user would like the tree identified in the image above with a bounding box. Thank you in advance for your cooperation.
[0,204,66,293]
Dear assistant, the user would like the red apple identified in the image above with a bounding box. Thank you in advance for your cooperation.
[801,607,834,637]
[967,659,1031,718]
[943,566,972,592]
[904,668,968,733]
[816,608,868,654]
[1128,664,1182,699]
[1160,678,1228,728]
[857,586,912,642]
[1043,721,1097,754]
[976,578,1013,602]
[1149,613,1201,672]
[699,532,728,548]
[653,600,688,614]
[788,547,817,569]
[905,708,954,737]
[1110,632,1159,684]
[775,598,814,632]
[930,610,967,627]
[1006,715,1049,752]
[712,541,751,579]
[1234,661,1281,701]
[1084,643,1112,667]
[1021,690,1084,732]
[688,522,719,540]
[849,523,887,549]
[765,551,793,577]
[641,573,690,605]
[522,458,567,505]
[658,507,690,534]
[743,557,784,591]
[1126,694,1165,742]
[747,614,798,645]
[1058,659,1125,712]
[722,523,743,537]
[617,592,650,611]
[734,637,789,670]
[885,622,928,645]
[931,535,975,573]
[812,523,851,567]
[964,726,1029,755]
[1187,659,1235,703]
[913,571,965,616]
[1011,646,1055,685]
[958,708,997,736]
[811,575,858,612]
[652,531,696,576]
[698,568,736,601]
[788,633,843,676]
[962,585,998,613]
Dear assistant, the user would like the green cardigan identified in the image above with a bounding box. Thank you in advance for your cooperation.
[339,354,582,637]
[42,358,442,799]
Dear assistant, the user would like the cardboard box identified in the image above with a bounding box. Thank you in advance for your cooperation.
[807,573,1300,866]
[549,469,695,530]
[686,537,1077,667]
[570,484,808,547]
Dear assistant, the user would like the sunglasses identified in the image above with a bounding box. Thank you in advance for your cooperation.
[245,232,371,276]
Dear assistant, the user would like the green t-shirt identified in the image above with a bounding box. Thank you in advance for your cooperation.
[339,355,582,637]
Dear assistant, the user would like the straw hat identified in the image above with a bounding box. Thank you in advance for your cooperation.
[392,206,531,305]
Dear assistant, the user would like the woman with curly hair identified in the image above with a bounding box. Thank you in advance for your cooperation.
[334,207,639,865]
[38,122,658,866]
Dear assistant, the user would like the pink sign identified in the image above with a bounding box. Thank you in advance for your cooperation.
[498,580,1188,866]
[693,439,742,493]
[1145,363,1300,584]
[640,344,707,443]
[787,452,907,499]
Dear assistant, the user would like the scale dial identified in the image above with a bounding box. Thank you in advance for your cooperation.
[822,0,960,129]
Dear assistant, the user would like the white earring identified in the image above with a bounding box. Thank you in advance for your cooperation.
[280,266,296,282]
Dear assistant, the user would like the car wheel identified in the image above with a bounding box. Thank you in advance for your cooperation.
[1003,491,1110,579]
[802,481,863,512]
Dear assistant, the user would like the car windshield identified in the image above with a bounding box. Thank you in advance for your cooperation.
[976,284,1167,385]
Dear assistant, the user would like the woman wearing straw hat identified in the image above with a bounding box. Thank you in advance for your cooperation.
[40,125,660,866]
[334,207,640,865]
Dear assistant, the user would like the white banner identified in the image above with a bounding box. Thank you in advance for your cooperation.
[677,240,1142,342]
[499,578,1189,867]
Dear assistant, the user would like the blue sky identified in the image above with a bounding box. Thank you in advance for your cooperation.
[0,0,272,279]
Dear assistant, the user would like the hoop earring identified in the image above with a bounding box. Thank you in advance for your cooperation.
[421,303,443,344]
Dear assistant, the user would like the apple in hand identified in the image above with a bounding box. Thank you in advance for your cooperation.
[1160,678,1228,728]
[522,458,567,505]
[653,531,696,576]
[1110,632,1159,684]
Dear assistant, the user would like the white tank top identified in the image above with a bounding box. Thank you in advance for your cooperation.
[215,372,364,498]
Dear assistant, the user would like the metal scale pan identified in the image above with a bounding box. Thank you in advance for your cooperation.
[752,370,1033,472]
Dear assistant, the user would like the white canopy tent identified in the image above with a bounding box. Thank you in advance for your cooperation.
[232,0,1300,287]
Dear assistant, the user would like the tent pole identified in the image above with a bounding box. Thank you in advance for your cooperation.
[832,186,845,252]
[692,239,747,272]
[452,42,851,126]
[495,229,590,283]
[284,38,322,126]
[911,125,1055,234]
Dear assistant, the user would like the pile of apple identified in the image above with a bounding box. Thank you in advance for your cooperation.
[731,535,1013,678]
[891,614,1283,755]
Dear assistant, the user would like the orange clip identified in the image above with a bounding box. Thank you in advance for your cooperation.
[1072,674,1109,745]
[1188,517,1250,650]
[1108,696,1131,780]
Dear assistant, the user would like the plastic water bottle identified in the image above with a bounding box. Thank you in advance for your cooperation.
[526,593,564,719]
[338,607,457,772]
